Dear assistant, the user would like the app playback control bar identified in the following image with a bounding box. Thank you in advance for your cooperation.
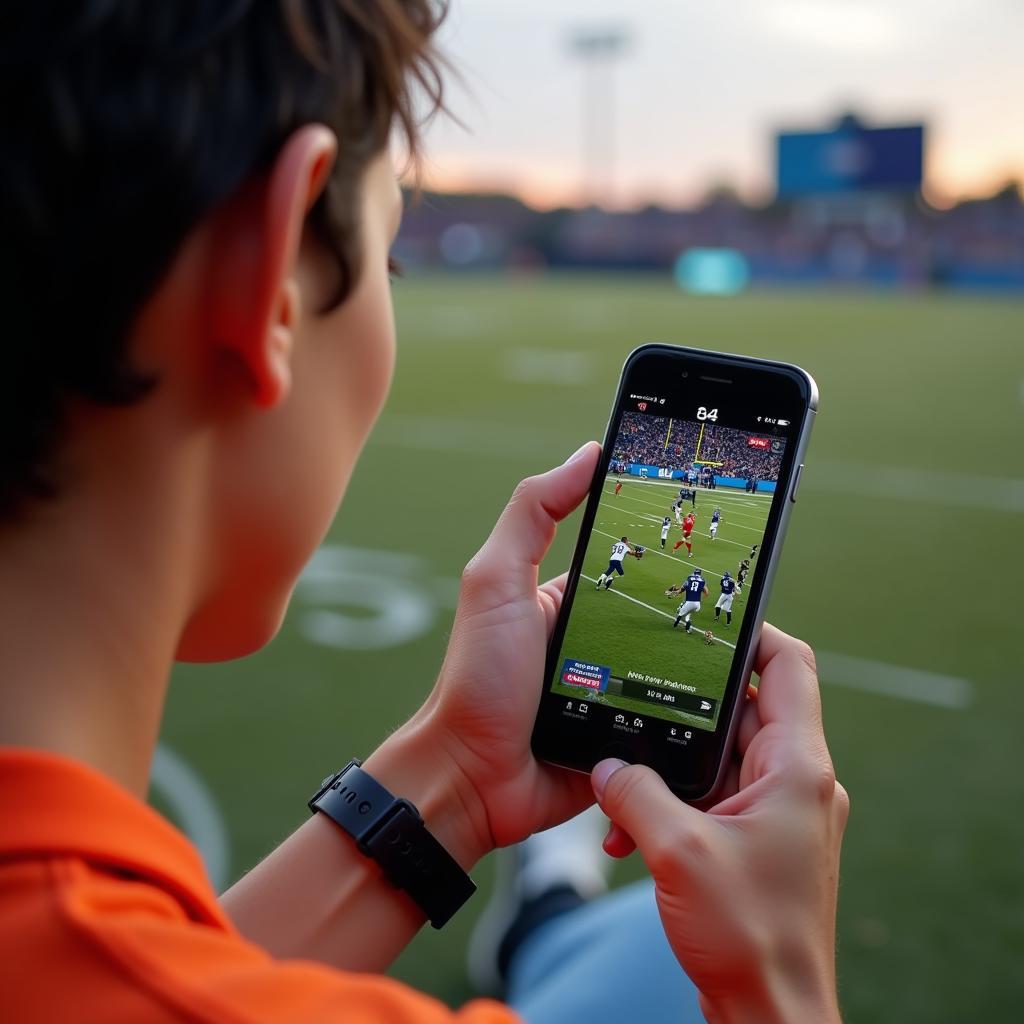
[612,677,718,719]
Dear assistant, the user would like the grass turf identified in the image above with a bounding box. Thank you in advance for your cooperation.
[550,477,769,730]
[163,273,1024,1023]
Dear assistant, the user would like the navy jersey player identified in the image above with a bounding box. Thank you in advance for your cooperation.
[672,568,709,633]
[709,506,722,539]
[595,537,634,591]
[714,570,737,626]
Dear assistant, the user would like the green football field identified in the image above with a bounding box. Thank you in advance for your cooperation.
[551,477,771,730]
[162,273,1024,1023]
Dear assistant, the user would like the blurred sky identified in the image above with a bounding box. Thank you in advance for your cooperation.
[418,0,1024,209]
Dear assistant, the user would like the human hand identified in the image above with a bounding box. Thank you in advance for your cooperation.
[402,441,602,862]
[592,625,848,1024]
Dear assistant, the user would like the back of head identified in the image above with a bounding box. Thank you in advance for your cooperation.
[0,0,445,521]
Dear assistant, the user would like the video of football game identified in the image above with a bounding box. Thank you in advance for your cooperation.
[548,406,787,732]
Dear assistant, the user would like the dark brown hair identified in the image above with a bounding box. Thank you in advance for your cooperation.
[0,0,445,519]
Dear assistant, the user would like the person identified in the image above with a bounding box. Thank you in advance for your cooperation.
[714,571,737,626]
[614,480,623,496]
[709,507,722,539]
[660,515,671,548]
[0,4,848,1023]
[595,537,635,590]
[673,569,709,632]
[737,558,752,591]
[672,511,696,557]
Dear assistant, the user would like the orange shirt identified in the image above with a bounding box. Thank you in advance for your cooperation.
[0,749,518,1023]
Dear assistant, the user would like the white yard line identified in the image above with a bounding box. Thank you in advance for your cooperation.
[581,574,738,649]
[814,652,973,710]
[500,348,593,385]
[151,743,232,892]
[599,500,761,549]
[579,576,974,710]
[592,527,733,580]
[609,477,774,499]
[710,519,764,535]
[808,461,1024,514]
[604,484,770,527]
[599,500,747,547]
[370,423,1021,515]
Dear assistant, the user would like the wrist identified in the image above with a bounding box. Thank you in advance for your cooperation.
[362,716,492,871]
[704,944,840,1024]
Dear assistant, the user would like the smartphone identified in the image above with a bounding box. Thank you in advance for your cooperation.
[532,344,817,802]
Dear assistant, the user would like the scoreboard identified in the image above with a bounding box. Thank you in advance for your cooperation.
[776,116,924,197]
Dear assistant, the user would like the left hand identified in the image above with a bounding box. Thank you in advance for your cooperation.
[412,441,602,859]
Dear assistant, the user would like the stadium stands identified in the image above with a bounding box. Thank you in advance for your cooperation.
[614,412,783,481]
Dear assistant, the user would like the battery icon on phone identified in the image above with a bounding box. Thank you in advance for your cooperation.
[777,419,790,426]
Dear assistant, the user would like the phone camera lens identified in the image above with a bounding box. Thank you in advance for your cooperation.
[681,371,689,378]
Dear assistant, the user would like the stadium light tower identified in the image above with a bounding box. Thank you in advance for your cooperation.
[569,26,630,208]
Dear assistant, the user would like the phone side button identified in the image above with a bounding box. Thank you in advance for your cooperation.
[790,463,804,504]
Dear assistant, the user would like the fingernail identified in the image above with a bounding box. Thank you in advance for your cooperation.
[563,441,595,465]
[592,757,627,799]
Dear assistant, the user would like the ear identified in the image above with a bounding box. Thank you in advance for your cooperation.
[206,124,338,409]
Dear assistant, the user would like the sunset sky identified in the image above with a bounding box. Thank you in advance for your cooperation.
[417,0,1024,209]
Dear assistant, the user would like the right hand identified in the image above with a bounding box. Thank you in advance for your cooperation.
[591,625,849,1024]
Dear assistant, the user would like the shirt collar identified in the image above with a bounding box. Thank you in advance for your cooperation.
[0,747,232,929]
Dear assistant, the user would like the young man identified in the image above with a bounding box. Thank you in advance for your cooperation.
[714,571,737,627]
[614,480,623,496]
[672,511,696,557]
[660,515,671,548]
[595,537,634,590]
[0,5,848,1023]
[673,569,709,633]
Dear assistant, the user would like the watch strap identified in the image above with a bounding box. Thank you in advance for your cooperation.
[309,760,476,929]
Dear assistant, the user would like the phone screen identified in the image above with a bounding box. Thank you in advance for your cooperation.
[549,404,787,733]
[534,346,813,796]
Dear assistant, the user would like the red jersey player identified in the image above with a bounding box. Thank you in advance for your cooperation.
[614,481,623,496]
[672,512,697,557]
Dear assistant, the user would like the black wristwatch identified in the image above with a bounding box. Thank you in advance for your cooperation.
[308,759,476,929]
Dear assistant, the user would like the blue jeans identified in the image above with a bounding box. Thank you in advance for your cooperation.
[506,880,705,1024]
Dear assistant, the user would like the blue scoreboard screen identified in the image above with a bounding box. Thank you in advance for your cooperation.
[776,122,924,197]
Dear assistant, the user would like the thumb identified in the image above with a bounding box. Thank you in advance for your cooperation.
[462,442,600,602]
[592,759,710,871]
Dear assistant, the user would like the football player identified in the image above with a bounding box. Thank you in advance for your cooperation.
[672,568,708,633]
[660,516,671,548]
[678,485,696,509]
[595,536,634,591]
[736,558,751,592]
[709,506,722,540]
[671,511,696,557]
[714,570,736,626]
